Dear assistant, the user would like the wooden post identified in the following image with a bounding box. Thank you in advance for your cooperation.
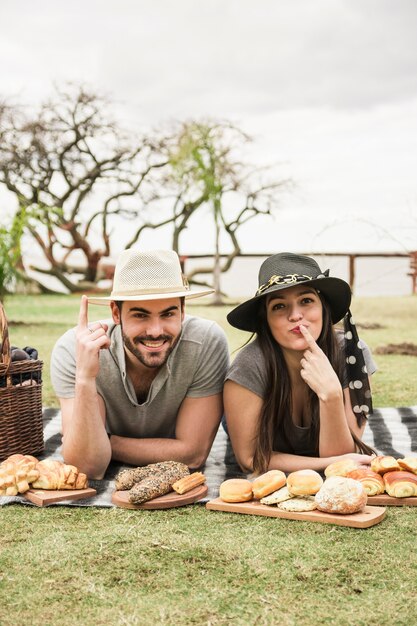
[348,255,356,292]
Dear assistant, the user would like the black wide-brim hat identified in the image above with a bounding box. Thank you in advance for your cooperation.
[227,252,352,332]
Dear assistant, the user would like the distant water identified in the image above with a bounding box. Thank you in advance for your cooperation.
[184,255,413,298]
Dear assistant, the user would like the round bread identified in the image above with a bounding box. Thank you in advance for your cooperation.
[219,478,253,503]
[324,459,361,478]
[278,496,317,512]
[315,476,367,514]
[287,469,323,496]
[252,470,287,499]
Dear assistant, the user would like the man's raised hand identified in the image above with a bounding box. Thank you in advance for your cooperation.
[75,295,110,381]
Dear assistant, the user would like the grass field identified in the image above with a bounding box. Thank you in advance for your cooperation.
[1,294,417,626]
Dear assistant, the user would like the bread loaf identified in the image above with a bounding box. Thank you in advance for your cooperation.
[346,468,385,496]
[115,461,189,491]
[383,471,417,498]
[128,461,189,504]
[315,476,367,514]
[31,460,88,490]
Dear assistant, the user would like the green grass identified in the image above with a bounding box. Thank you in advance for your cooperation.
[1,294,417,625]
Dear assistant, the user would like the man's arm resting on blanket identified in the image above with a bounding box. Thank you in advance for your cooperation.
[59,383,111,479]
[110,393,223,469]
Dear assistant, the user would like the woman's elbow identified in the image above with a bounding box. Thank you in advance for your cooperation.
[235,453,254,474]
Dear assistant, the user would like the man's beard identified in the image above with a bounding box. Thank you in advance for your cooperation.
[121,329,180,369]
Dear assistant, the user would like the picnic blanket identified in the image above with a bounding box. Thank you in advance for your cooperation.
[1,405,416,507]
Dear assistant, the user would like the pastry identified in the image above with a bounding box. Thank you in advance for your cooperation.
[383,471,417,498]
[346,468,385,496]
[371,455,401,475]
[260,486,294,505]
[315,476,367,514]
[287,469,323,496]
[0,455,40,496]
[397,457,417,475]
[219,479,253,503]
[172,472,206,494]
[324,459,361,478]
[278,496,317,512]
[252,470,286,499]
[31,460,88,490]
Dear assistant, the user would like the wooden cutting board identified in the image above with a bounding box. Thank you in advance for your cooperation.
[368,494,417,506]
[206,498,386,528]
[112,484,208,510]
[24,487,97,507]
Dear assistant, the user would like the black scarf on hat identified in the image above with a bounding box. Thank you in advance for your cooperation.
[343,310,373,426]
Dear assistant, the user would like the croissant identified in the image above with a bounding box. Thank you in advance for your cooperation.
[346,468,385,496]
[31,460,88,490]
[370,455,401,475]
[397,457,417,475]
[383,471,417,498]
[0,454,40,495]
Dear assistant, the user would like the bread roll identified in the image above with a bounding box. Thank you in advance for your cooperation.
[371,455,401,475]
[252,470,286,499]
[315,476,367,514]
[383,471,417,498]
[346,468,385,496]
[397,457,417,475]
[287,470,323,496]
[31,460,88,490]
[324,459,361,478]
[219,479,253,503]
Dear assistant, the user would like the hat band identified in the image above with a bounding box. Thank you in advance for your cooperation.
[256,273,313,296]
[111,284,190,297]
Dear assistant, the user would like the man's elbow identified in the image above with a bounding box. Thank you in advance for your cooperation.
[62,447,109,480]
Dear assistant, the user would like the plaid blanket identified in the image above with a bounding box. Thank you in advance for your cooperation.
[1,405,416,507]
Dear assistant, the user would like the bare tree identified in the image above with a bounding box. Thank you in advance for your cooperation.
[0,85,168,292]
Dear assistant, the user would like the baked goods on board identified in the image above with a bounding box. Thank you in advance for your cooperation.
[383,471,417,498]
[371,455,401,474]
[0,455,88,495]
[219,479,253,503]
[287,469,323,496]
[252,470,286,499]
[324,459,361,478]
[346,468,385,496]
[114,461,207,505]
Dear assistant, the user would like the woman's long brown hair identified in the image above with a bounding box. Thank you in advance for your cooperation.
[252,294,374,474]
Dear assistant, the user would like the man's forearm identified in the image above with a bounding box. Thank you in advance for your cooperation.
[110,435,206,469]
[61,379,112,478]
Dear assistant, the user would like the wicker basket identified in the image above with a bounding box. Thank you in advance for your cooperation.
[0,302,44,462]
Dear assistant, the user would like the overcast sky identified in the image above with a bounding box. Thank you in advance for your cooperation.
[1,0,417,255]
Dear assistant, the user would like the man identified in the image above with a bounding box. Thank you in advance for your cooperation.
[50,249,230,479]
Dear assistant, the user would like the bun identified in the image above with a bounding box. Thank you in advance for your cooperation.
[371,455,401,475]
[0,454,40,496]
[287,470,323,496]
[397,457,417,475]
[324,459,361,478]
[315,476,367,514]
[252,470,286,499]
[383,471,417,498]
[346,468,385,496]
[219,479,253,503]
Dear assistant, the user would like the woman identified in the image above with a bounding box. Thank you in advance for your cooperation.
[223,252,376,475]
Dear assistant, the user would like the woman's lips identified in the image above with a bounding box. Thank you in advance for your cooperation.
[290,326,303,334]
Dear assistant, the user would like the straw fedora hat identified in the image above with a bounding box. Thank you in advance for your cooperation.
[88,249,214,304]
[227,252,351,332]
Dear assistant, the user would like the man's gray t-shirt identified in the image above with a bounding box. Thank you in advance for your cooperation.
[225,332,377,456]
[50,315,229,438]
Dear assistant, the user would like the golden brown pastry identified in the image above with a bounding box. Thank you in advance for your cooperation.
[219,479,253,503]
[128,462,189,504]
[383,471,417,498]
[397,457,417,475]
[287,470,323,496]
[315,476,367,514]
[346,468,385,496]
[371,455,401,475]
[172,472,206,494]
[260,486,294,505]
[324,459,361,478]
[278,496,317,512]
[31,460,88,490]
[0,455,40,496]
[252,470,287,499]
